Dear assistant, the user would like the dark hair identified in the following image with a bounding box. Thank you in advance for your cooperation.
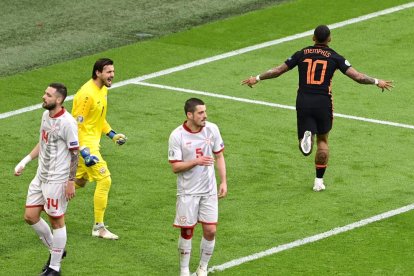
[92,58,114,79]
[314,25,331,43]
[184,98,204,114]
[49,82,67,102]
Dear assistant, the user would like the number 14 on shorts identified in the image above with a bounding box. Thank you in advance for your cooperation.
[47,197,59,210]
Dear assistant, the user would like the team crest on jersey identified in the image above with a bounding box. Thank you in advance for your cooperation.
[77,116,84,123]
[99,167,106,174]
[205,138,211,145]
[179,216,187,225]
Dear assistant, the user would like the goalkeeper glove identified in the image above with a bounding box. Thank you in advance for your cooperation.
[80,146,99,167]
[107,130,127,145]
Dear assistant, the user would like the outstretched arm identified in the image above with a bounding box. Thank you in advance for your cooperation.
[345,67,393,92]
[241,63,289,88]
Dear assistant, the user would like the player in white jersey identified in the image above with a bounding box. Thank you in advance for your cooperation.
[168,98,227,276]
[14,83,79,276]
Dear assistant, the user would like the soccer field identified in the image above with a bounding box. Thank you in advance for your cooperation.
[1,0,414,275]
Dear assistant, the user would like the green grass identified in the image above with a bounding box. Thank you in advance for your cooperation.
[1,0,414,275]
[0,0,284,77]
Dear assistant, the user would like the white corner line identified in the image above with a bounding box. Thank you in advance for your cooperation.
[1,2,413,120]
[135,81,414,130]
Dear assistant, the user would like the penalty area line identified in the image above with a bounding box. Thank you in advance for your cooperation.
[134,81,414,130]
[208,203,414,273]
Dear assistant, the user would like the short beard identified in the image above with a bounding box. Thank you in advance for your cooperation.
[43,102,56,110]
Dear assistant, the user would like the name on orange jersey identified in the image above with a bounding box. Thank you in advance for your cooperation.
[303,48,331,57]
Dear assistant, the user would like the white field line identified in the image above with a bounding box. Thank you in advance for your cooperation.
[208,203,414,273]
[113,2,414,86]
[1,3,412,274]
[135,81,414,130]
[1,2,413,121]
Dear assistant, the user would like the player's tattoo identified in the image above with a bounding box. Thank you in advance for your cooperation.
[358,74,376,84]
[69,150,79,181]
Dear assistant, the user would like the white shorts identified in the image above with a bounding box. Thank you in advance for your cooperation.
[173,194,218,228]
[26,175,68,218]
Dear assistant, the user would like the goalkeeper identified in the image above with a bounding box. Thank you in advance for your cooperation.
[71,58,126,240]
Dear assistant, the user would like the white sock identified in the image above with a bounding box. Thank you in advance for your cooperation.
[49,226,67,272]
[178,236,192,273]
[199,237,215,269]
[31,218,53,250]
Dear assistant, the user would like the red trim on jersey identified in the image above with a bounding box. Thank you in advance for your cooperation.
[69,147,79,150]
[51,107,66,118]
[213,148,225,155]
[25,204,44,208]
[169,160,182,163]
[183,121,204,134]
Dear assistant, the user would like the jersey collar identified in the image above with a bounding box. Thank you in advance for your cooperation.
[51,106,65,118]
[314,43,328,48]
[183,121,204,133]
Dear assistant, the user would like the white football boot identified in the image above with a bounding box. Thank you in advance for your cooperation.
[313,178,326,192]
[300,131,312,156]
[92,224,119,240]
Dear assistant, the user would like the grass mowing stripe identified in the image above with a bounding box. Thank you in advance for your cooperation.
[208,203,414,273]
[1,2,412,121]
[134,81,414,130]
